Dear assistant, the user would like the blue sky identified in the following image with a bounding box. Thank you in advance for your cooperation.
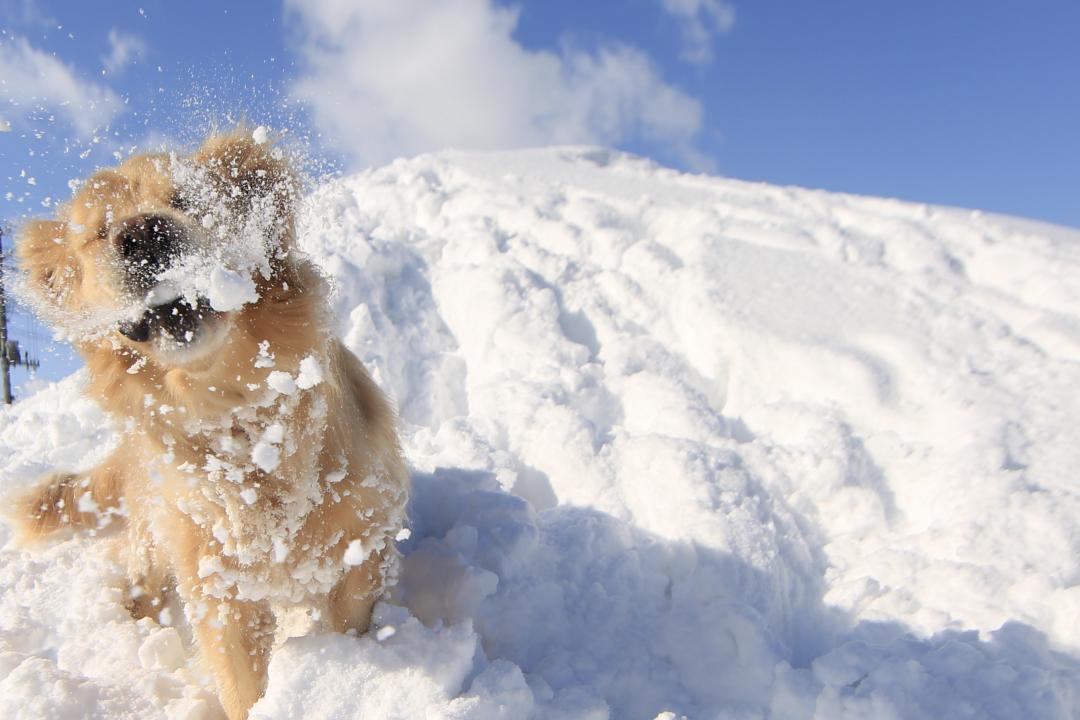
[2,0,1078,393]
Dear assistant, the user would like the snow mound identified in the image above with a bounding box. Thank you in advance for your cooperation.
[2,146,1080,718]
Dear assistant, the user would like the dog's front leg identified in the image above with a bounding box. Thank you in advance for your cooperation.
[6,457,127,544]
[188,593,274,720]
[170,521,274,720]
[328,546,388,635]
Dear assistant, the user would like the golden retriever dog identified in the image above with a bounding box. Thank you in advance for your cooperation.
[6,130,409,719]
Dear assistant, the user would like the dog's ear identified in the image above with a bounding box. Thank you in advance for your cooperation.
[192,129,297,228]
[17,220,79,306]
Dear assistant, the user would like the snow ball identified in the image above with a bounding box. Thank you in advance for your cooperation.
[272,536,289,563]
[395,528,412,542]
[240,487,258,505]
[252,126,270,145]
[76,492,99,514]
[252,441,280,473]
[207,267,258,312]
[343,539,367,566]
[296,355,324,390]
[126,356,147,374]
[212,520,229,545]
[266,371,297,396]
[254,340,275,368]
[263,422,286,444]
[375,625,397,642]
[138,627,184,671]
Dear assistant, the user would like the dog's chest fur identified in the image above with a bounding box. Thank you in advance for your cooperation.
[138,376,357,604]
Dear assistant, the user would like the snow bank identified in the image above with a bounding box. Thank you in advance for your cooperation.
[2,147,1079,718]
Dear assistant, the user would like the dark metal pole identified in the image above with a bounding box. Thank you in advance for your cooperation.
[0,227,12,404]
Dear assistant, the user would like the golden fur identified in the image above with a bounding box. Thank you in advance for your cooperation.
[6,131,409,719]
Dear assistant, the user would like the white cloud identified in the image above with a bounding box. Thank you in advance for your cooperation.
[286,0,709,169]
[0,36,122,136]
[660,0,735,65]
[102,28,147,74]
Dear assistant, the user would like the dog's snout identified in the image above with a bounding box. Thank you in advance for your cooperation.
[116,214,183,288]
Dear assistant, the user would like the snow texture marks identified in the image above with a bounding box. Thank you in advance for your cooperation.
[0,478,217,719]
[2,147,1080,718]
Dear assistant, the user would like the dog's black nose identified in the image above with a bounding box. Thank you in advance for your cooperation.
[116,214,183,290]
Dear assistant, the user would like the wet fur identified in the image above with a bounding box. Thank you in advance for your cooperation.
[6,131,409,719]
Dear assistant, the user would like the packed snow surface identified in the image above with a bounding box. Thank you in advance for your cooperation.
[2,147,1080,718]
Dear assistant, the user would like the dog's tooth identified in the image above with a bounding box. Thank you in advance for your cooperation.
[146,281,183,308]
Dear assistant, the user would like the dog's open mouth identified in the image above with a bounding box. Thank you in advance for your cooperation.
[118,294,215,344]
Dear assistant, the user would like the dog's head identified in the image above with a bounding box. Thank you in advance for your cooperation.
[18,130,297,367]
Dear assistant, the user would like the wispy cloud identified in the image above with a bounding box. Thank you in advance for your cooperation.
[660,0,735,65]
[286,0,710,170]
[0,0,55,30]
[102,28,146,74]
[0,35,122,137]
